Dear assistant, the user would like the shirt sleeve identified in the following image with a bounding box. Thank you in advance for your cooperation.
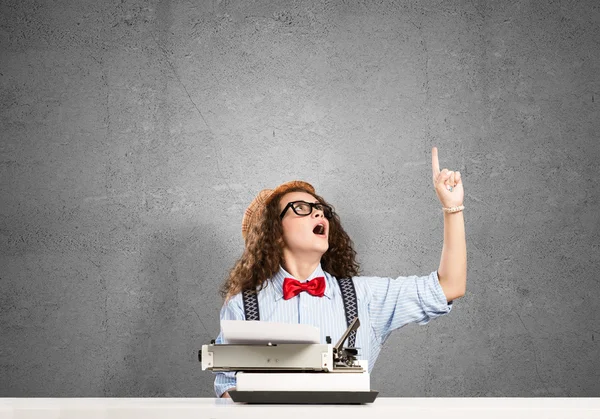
[213,294,245,397]
[364,270,453,344]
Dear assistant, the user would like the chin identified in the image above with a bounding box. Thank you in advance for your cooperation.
[316,243,329,254]
[303,245,328,257]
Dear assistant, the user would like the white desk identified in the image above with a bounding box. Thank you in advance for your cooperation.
[1,398,599,419]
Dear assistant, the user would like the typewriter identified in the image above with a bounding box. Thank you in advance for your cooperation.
[198,317,378,404]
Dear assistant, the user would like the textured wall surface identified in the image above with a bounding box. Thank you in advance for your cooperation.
[1,0,599,397]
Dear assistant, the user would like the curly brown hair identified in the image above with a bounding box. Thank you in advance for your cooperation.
[220,187,360,299]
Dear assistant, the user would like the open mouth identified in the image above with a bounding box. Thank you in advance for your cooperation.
[313,224,326,235]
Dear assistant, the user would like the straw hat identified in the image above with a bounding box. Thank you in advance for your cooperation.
[241,180,315,241]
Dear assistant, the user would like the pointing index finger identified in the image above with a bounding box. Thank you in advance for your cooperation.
[432,146,440,178]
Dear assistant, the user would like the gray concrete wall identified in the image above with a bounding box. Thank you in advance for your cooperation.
[1,0,598,397]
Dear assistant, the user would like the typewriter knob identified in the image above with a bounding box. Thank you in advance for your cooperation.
[198,350,202,362]
[326,336,332,344]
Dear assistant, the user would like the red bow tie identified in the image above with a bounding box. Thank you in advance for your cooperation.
[282,276,326,300]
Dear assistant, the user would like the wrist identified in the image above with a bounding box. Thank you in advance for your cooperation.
[442,204,464,214]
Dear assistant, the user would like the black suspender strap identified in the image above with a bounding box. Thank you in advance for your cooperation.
[336,277,358,348]
[242,289,260,321]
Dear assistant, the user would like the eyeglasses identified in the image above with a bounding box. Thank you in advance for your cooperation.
[280,200,334,220]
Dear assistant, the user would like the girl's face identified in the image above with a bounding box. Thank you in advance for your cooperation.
[278,191,330,257]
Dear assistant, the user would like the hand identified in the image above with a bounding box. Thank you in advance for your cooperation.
[221,387,235,398]
[431,146,464,208]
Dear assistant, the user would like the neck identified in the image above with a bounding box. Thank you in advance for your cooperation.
[281,250,322,280]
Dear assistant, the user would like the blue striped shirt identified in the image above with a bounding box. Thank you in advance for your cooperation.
[213,264,453,397]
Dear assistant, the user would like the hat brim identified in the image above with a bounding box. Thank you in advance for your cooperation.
[263,180,316,205]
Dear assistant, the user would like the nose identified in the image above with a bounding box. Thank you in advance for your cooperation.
[312,208,324,218]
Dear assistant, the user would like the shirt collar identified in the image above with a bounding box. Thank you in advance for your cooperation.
[272,263,333,301]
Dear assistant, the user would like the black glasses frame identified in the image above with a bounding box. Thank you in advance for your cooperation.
[279,200,334,220]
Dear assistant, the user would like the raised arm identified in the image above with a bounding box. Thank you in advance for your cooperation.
[431,147,467,302]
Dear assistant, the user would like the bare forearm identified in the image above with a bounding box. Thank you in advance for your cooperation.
[437,211,467,301]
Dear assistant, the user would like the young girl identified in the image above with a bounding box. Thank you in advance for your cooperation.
[213,147,467,398]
